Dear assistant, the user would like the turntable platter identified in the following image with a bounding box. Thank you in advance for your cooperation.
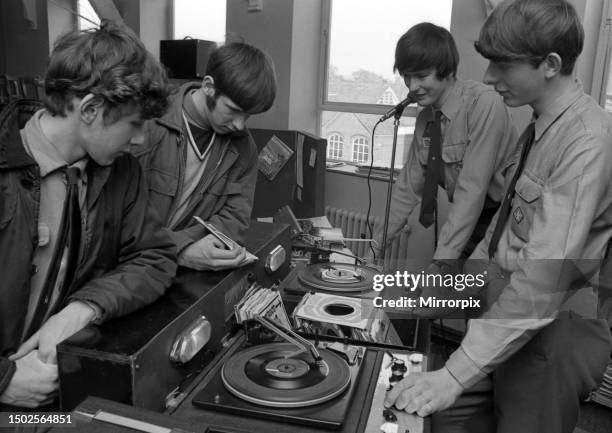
[222,343,351,408]
[298,263,377,293]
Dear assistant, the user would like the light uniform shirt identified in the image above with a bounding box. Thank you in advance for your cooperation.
[20,110,88,336]
[375,79,518,260]
[447,81,612,388]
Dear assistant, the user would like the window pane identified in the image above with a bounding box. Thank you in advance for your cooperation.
[322,0,451,169]
[606,57,612,113]
[327,133,344,160]
[322,111,415,168]
[326,0,452,104]
[174,0,226,42]
[77,0,100,31]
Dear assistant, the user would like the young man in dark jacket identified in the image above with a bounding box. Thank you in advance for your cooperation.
[0,21,176,408]
[135,43,276,271]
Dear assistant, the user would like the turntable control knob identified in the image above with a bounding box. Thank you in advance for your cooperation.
[214,394,221,404]
[389,359,407,383]
[391,359,408,374]
[389,371,403,383]
[382,408,398,423]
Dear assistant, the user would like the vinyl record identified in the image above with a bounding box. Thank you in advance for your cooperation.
[298,262,377,293]
[221,343,351,408]
[294,292,370,329]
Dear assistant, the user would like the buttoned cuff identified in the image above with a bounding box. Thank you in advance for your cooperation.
[445,346,488,389]
[433,245,462,261]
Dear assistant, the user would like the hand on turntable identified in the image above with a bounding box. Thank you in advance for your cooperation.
[383,367,463,417]
[179,234,246,271]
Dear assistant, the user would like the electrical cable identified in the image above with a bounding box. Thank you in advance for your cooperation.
[366,121,382,260]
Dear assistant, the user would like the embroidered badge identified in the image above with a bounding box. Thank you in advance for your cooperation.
[513,207,524,224]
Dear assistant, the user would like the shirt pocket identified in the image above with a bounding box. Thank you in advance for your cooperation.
[511,174,543,242]
[145,168,178,222]
[441,141,466,198]
[146,168,178,197]
[209,176,242,197]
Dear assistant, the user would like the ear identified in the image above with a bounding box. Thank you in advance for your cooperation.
[79,94,104,124]
[202,76,216,97]
[542,53,562,78]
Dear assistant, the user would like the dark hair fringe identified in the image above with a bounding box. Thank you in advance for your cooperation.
[206,42,277,114]
[394,22,459,79]
[475,0,583,75]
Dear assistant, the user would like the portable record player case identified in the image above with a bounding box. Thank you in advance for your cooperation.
[50,343,430,433]
[169,333,430,433]
[191,341,363,430]
[57,222,291,412]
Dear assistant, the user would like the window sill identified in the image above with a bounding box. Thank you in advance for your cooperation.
[325,162,398,182]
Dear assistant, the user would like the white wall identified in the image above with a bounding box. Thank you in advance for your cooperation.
[226,0,295,130]
[225,0,323,133]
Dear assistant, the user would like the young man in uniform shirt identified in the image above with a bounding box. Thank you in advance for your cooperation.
[385,1,612,432]
[0,22,176,408]
[136,43,277,271]
[370,23,517,288]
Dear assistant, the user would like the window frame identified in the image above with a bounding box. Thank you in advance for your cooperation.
[171,0,226,42]
[75,0,101,31]
[591,0,612,108]
[317,0,418,126]
[351,135,370,164]
[327,132,345,160]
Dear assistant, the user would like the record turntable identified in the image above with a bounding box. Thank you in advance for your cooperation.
[281,262,379,303]
[187,311,366,430]
[57,296,430,433]
[61,335,429,433]
[298,262,378,294]
[164,326,429,433]
[192,340,362,430]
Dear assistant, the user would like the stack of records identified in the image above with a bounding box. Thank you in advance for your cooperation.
[293,292,384,342]
[234,285,292,328]
[591,359,612,408]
